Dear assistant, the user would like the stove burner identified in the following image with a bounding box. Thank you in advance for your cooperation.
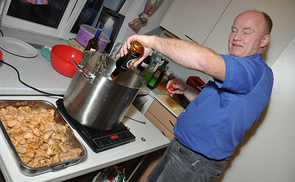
[56,99,135,153]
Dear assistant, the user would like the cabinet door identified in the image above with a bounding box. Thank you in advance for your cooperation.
[148,100,177,132]
[160,0,231,45]
[203,0,295,67]
[145,111,175,141]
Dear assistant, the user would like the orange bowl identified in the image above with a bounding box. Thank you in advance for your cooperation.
[50,44,82,77]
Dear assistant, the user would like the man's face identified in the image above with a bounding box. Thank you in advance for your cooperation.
[228,11,269,58]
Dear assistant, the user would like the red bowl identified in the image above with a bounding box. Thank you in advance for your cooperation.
[0,50,2,60]
[50,44,82,77]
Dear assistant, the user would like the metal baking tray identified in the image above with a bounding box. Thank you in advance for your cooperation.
[0,100,87,176]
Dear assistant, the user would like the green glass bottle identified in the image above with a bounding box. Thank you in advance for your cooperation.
[147,59,169,89]
[84,29,102,52]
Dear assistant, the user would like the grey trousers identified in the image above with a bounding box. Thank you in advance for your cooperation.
[146,138,227,182]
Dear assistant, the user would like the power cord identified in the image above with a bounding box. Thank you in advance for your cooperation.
[0,60,64,97]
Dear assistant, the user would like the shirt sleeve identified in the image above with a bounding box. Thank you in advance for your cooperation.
[216,54,263,94]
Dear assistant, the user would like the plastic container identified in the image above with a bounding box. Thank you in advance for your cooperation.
[97,32,111,52]
[76,24,110,52]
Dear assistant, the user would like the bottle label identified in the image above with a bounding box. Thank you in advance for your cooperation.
[126,58,137,68]
[154,70,161,78]
[89,48,96,52]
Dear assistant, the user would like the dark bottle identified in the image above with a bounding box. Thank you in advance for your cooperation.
[147,59,169,90]
[111,41,144,78]
[84,29,102,52]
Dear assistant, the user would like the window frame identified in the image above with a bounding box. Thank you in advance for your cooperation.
[0,0,87,39]
[0,0,135,41]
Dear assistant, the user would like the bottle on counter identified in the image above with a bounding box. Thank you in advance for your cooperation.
[147,59,169,90]
[84,29,102,52]
[140,55,153,81]
[142,52,160,82]
[111,41,144,78]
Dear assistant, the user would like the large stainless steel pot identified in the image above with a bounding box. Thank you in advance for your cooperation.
[63,51,144,130]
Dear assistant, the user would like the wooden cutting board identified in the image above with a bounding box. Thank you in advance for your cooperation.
[154,95,185,117]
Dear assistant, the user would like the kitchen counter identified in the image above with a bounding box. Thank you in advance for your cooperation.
[0,26,72,95]
[0,26,152,96]
[0,95,170,182]
[0,27,170,181]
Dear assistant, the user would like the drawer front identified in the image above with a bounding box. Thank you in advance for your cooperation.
[145,111,175,141]
[148,100,177,132]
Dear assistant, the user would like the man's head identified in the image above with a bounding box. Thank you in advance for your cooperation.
[228,10,273,58]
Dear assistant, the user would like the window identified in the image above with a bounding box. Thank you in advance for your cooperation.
[7,0,70,29]
[0,0,130,40]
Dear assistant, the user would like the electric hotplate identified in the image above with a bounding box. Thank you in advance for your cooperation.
[56,99,135,153]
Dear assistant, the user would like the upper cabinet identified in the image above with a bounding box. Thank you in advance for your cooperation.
[161,0,295,67]
[160,0,231,45]
[203,0,295,67]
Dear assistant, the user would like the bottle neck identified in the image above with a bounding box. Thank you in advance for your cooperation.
[94,29,102,38]
[161,61,168,68]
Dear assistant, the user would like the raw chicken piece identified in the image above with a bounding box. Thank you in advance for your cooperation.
[15,145,27,154]
[32,128,42,137]
[23,132,34,139]
[36,149,50,159]
[20,155,33,164]
[60,148,82,161]
[7,106,17,116]
[43,131,54,141]
[28,142,39,151]
[12,135,26,145]
[7,118,21,128]
[53,154,60,163]
[28,158,41,168]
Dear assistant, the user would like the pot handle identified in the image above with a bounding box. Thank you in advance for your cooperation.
[72,59,96,84]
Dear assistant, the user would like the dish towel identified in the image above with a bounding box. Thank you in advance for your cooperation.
[128,0,163,32]
[26,0,48,5]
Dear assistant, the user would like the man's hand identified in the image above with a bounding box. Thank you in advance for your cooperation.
[116,35,153,67]
[167,78,200,102]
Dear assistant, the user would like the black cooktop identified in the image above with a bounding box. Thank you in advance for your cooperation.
[56,99,135,153]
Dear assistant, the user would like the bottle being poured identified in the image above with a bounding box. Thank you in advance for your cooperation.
[111,41,144,79]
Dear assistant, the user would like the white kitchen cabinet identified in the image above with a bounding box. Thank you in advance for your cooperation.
[160,0,232,45]
[203,0,295,67]
[161,0,295,68]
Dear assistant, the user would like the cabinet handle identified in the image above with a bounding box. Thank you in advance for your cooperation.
[161,131,167,138]
[185,34,198,44]
[169,120,174,127]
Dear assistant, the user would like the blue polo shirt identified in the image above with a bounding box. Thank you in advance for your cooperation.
[174,54,273,160]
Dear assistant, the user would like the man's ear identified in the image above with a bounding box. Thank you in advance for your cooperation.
[261,34,271,48]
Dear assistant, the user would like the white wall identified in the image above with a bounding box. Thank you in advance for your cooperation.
[216,37,295,182]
